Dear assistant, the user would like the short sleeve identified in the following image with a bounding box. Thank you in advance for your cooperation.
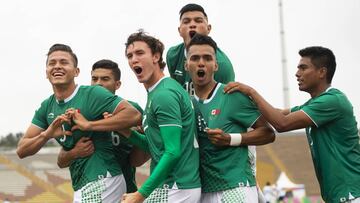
[31,100,49,130]
[229,92,260,128]
[301,94,340,127]
[87,85,123,117]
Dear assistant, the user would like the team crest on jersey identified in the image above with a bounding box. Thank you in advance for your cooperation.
[48,113,55,119]
[211,109,220,115]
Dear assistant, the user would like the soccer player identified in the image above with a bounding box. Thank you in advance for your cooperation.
[16,44,141,202]
[120,30,201,203]
[57,59,149,193]
[185,34,275,203]
[167,3,234,95]
[225,46,360,203]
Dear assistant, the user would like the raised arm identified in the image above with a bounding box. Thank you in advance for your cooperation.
[224,82,313,132]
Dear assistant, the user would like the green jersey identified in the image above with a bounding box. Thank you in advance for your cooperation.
[291,88,360,203]
[32,85,122,191]
[112,101,143,193]
[192,83,260,193]
[166,43,235,95]
[143,77,201,189]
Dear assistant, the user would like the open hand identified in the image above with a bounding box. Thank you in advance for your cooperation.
[223,82,252,96]
[47,114,72,139]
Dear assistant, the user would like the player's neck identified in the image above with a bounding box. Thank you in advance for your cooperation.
[144,68,164,90]
[52,82,77,101]
[195,80,217,100]
[309,83,331,98]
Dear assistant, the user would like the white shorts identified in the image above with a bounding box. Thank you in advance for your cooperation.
[201,186,258,203]
[350,197,360,203]
[144,185,201,203]
[73,174,126,203]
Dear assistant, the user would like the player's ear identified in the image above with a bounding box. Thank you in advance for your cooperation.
[207,24,212,34]
[153,52,160,64]
[115,80,121,90]
[185,61,189,71]
[75,67,80,77]
[319,67,327,80]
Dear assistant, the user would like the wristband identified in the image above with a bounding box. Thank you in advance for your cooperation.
[229,133,242,146]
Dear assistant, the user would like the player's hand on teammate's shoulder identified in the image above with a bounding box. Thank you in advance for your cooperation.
[223,81,252,96]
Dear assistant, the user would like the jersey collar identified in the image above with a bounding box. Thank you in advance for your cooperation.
[56,84,80,104]
[147,76,166,93]
[194,83,222,104]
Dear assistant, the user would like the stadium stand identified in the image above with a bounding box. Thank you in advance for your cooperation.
[0,132,323,202]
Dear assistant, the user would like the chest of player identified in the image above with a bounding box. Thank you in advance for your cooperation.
[46,101,95,150]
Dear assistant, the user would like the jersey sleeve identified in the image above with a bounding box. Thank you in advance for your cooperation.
[152,89,182,128]
[228,92,261,128]
[301,93,341,127]
[290,105,302,112]
[86,85,123,117]
[166,47,177,79]
[128,100,144,115]
[31,99,49,130]
[138,125,181,197]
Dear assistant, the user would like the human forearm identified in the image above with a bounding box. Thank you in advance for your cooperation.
[248,89,289,131]
[17,131,50,159]
[138,126,181,197]
[128,130,150,152]
[130,147,151,167]
[76,105,141,132]
[240,126,275,146]
[57,148,76,168]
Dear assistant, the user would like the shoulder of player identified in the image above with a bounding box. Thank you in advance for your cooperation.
[221,85,251,101]
[167,43,185,55]
[166,43,185,71]
[313,88,342,103]
[215,47,230,60]
[38,94,55,109]
[152,79,184,99]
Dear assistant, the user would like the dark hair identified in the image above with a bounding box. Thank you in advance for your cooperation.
[46,44,78,67]
[186,34,217,53]
[125,30,166,70]
[92,59,121,81]
[299,46,336,83]
[179,3,207,20]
